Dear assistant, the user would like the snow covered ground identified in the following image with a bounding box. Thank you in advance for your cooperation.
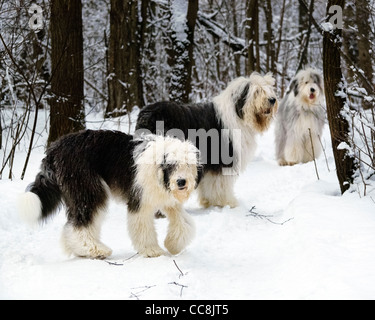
[1,109,375,300]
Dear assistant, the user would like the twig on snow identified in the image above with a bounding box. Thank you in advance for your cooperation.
[246,206,294,225]
[309,128,320,180]
[105,260,124,266]
[173,259,186,278]
[168,282,188,297]
[129,285,156,300]
[104,252,139,266]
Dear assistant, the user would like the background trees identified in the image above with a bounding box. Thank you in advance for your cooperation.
[106,0,144,118]
[0,0,374,193]
[48,0,85,146]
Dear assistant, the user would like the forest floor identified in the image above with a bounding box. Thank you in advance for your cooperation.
[1,108,375,300]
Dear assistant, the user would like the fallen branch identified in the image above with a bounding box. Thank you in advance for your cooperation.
[309,128,320,180]
[129,285,156,300]
[168,282,188,298]
[246,206,294,225]
[173,259,186,278]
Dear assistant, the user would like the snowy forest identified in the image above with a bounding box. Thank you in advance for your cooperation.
[2,0,375,300]
[0,0,375,195]
[0,0,374,192]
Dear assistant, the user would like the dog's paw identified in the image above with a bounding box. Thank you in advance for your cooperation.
[139,246,165,258]
[199,198,212,208]
[164,216,196,255]
[88,244,113,260]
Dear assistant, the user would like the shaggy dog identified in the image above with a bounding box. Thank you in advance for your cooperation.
[18,130,201,259]
[275,68,325,166]
[136,73,278,208]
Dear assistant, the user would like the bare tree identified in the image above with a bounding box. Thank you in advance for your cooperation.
[48,0,85,146]
[166,0,199,103]
[263,0,276,74]
[245,0,260,74]
[355,0,374,109]
[323,0,357,194]
[106,0,143,118]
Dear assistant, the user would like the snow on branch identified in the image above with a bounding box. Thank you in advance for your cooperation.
[197,11,246,54]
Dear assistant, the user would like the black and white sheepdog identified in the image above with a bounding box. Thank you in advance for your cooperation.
[136,73,278,208]
[18,130,201,259]
[275,68,325,166]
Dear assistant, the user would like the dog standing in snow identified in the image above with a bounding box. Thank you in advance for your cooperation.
[275,68,325,166]
[136,73,278,208]
[18,130,201,259]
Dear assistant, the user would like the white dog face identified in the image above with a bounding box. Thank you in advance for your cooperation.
[289,68,324,106]
[134,136,201,204]
[232,73,279,133]
[159,138,201,203]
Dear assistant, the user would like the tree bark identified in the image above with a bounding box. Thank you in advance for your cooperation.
[167,0,198,103]
[296,0,315,71]
[355,0,374,108]
[48,0,85,147]
[245,0,260,74]
[106,0,144,118]
[263,0,276,74]
[323,0,357,194]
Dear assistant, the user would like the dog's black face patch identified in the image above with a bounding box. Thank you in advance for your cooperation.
[235,83,250,119]
[312,73,323,91]
[289,79,299,97]
[161,162,177,191]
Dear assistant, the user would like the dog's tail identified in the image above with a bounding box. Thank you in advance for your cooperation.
[18,159,62,226]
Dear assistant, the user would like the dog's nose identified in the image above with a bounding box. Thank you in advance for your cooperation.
[177,179,186,188]
[310,88,316,93]
[269,98,277,105]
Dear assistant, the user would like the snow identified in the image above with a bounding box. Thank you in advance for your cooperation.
[1,109,375,300]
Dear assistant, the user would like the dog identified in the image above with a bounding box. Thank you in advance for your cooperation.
[18,130,201,259]
[135,72,278,208]
[275,68,325,166]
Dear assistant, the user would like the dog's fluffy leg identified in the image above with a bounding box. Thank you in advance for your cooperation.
[127,206,165,258]
[197,173,238,208]
[163,204,196,255]
[283,135,305,166]
[61,224,112,259]
[61,211,112,259]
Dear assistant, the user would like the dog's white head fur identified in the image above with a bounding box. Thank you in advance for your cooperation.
[134,135,201,204]
[288,68,324,108]
[213,72,278,133]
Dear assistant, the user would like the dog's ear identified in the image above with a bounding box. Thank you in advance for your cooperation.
[194,150,203,187]
[195,165,203,188]
[288,79,299,96]
[313,73,323,91]
[235,83,250,119]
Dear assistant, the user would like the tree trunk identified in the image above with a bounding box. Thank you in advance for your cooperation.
[167,0,198,103]
[230,0,241,77]
[355,0,374,108]
[245,0,260,74]
[297,0,315,71]
[323,0,357,194]
[106,0,144,118]
[48,0,85,147]
[263,0,276,74]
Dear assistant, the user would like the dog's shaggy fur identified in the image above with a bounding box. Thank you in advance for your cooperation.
[275,68,326,166]
[18,130,201,259]
[136,73,278,208]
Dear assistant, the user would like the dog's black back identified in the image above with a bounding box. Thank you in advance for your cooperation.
[29,130,140,227]
[136,101,234,173]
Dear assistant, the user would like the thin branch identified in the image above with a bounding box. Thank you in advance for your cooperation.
[309,128,320,180]
[168,282,188,298]
[173,259,185,278]
[246,206,294,225]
